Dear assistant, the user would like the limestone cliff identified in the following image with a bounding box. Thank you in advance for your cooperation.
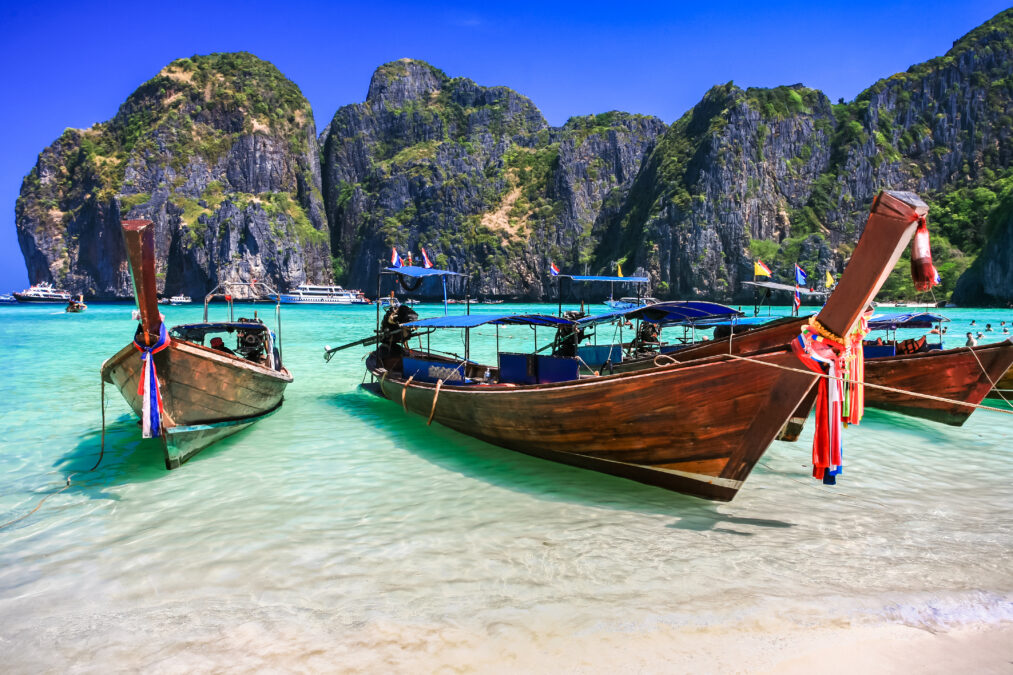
[16,52,330,298]
[321,59,665,298]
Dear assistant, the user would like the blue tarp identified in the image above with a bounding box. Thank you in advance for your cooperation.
[868,312,948,330]
[562,275,650,283]
[383,266,465,277]
[405,313,573,329]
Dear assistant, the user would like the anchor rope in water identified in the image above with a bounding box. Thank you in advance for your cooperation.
[723,352,1013,415]
[0,376,110,531]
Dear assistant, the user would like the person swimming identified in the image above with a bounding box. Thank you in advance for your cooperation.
[985,323,992,332]
[966,332,977,346]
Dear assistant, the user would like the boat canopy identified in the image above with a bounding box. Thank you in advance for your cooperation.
[742,280,828,296]
[868,312,949,330]
[561,275,649,283]
[383,266,465,277]
[404,313,573,329]
[579,301,741,327]
[691,315,776,328]
[171,322,268,341]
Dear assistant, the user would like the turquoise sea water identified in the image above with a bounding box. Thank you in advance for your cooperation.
[0,301,1011,670]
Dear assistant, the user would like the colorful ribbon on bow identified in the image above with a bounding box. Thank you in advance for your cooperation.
[133,322,169,438]
[790,314,871,485]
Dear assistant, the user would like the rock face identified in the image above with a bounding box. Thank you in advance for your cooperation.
[321,59,665,298]
[16,52,330,298]
[14,9,1013,303]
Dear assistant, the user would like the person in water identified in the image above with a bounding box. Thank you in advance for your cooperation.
[965,332,977,347]
[970,320,976,326]
[985,323,993,332]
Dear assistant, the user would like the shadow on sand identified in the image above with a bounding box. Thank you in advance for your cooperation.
[326,387,796,534]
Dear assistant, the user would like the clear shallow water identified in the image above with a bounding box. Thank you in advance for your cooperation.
[0,302,1011,671]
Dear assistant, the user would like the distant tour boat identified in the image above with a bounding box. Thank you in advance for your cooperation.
[0,293,16,304]
[13,282,72,303]
[169,294,192,305]
[274,283,369,305]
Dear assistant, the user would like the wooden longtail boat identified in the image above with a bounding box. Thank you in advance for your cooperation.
[355,191,927,501]
[989,365,1013,402]
[101,220,292,469]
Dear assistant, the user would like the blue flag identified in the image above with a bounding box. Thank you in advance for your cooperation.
[794,264,807,286]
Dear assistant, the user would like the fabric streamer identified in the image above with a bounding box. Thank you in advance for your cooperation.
[790,313,871,485]
[133,322,169,438]
[910,217,938,292]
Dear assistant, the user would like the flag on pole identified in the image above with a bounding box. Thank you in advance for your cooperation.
[617,263,624,278]
[794,264,807,286]
[933,267,941,285]
[405,251,414,267]
[549,262,560,276]
[793,287,801,312]
[825,270,834,288]
[421,246,433,269]
[391,248,402,268]
[754,260,772,277]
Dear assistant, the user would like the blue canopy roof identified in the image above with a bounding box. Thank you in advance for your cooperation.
[561,275,649,283]
[868,312,949,330]
[383,265,465,278]
[692,316,776,328]
[579,301,741,327]
[405,313,573,329]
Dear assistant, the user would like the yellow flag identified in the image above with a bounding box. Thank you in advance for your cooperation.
[754,260,772,277]
[617,263,623,278]
[826,270,834,287]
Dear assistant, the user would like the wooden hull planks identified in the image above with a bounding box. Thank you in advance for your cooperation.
[102,339,292,469]
[370,348,818,501]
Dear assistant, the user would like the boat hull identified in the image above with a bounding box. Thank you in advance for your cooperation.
[370,348,817,501]
[12,294,70,303]
[102,339,292,468]
[863,341,1013,425]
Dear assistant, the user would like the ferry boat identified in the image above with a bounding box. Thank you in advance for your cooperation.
[275,284,369,305]
[169,294,193,305]
[0,294,16,304]
[13,282,72,303]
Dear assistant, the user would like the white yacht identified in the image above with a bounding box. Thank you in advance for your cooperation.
[169,294,193,305]
[604,296,659,310]
[275,284,369,305]
[13,282,72,303]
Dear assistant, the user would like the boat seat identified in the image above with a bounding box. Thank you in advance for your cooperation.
[498,353,579,385]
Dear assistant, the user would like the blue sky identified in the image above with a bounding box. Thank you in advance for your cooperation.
[1,0,1009,291]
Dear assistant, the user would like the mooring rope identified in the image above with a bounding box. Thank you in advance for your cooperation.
[0,377,109,531]
[966,344,1013,409]
[401,375,414,411]
[427,379,444,426]
[653,353,680,367]
[723,352,1013,415]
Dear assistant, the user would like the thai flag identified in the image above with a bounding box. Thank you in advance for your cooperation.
[391,248,402,268]
[793,287,801,311]
[933,267,941,285]
[549,262,560,276]
[421,246,433,269]
[794,264,807,286]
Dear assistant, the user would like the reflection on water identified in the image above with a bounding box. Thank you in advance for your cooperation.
[0,303,1010,670]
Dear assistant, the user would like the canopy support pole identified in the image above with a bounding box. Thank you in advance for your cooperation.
[442,276,448,316]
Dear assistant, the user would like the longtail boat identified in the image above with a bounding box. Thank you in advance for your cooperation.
[101,220,292,469]
[989,365,1013,403]
[601,305,1013,431]
[338,191,929,501]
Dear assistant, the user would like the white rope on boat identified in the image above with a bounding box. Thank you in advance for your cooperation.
[965,344,1013,409]
[401,375,414,411]
[427,379,444,426]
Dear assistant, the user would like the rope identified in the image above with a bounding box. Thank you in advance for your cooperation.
[966,344,1013,409]
[0,376,109,531]
[724,353,1013,415]
[427,379,443,426]
[401,375,414,411]
[653,353,680,367]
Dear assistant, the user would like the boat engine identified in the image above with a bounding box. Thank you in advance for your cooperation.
[235,318,266,362]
